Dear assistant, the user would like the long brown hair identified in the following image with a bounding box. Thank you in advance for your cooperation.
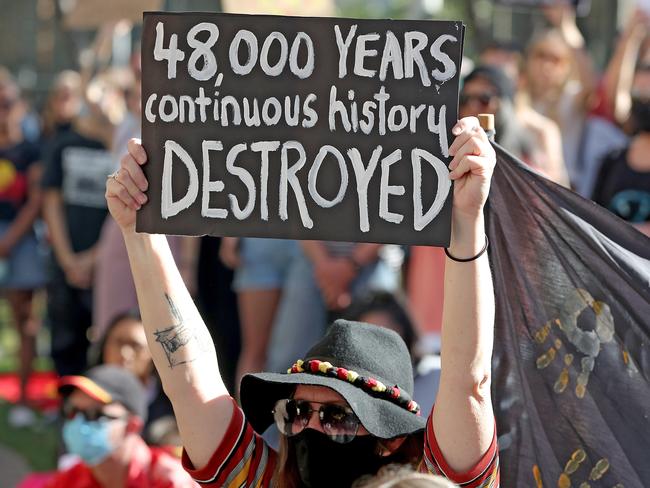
[273,431,425,487]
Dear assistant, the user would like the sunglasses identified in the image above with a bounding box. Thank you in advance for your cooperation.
[272,398,361,444]
[459,92,495,107]
[62,402,126,422]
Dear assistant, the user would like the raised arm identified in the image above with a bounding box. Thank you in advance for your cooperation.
[602,9,649,124]
[105,139,233,469]
[432,117,496,472]
[548,5,597,108]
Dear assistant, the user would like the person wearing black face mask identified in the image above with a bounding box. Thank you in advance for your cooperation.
[631,94,650,133]
[106,117,500,488]
[593,64,650,238]
[460,66,535,164]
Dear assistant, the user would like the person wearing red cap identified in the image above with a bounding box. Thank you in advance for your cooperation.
[46,365,196,488]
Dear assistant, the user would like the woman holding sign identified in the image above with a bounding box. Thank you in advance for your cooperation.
[105,116,498,487]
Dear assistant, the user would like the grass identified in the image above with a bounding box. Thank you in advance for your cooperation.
[0,294,52,373]
[0,401,59,471]
[0,295,58,471]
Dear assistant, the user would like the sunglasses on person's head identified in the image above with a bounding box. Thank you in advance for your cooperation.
[273,398,361,444]
[459,92,495,107]
[62,402,127,422]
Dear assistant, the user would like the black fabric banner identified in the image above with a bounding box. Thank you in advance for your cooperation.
[488,144,650,488]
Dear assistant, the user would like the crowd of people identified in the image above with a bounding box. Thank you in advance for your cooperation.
[0,3,648,487]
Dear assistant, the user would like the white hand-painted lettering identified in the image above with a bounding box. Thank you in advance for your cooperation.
[162,141,199,219]
[308,146,349,208]
[201,140,227,218]
[226,143,256,219]
[412,148,451,231]
[379,149,405,224]
[280,141,313,228]
[334,24,358,78]
[348,146,382,232]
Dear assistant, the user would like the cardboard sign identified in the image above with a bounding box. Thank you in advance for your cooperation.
[221,0,335,16]
[138,12,465,246]
[493,0,591,16]
[64,0,162,29]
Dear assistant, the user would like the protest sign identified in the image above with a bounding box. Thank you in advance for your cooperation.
[493,0,592,16]
[64,0,162,29]
[138,12,465,246]
[221,0,335,16]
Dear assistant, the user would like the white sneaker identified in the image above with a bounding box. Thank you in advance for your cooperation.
[8,405,37,428]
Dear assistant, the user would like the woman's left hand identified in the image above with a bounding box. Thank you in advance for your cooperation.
[448,117,497,223]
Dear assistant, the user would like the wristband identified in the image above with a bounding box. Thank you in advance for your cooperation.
[444,235,489,262]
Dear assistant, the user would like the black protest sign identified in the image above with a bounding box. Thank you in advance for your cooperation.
[138,12,465,246]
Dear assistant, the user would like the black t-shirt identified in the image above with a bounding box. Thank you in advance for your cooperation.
[42,130,113,253]
[592,146,650,223]
[0,140,40,221]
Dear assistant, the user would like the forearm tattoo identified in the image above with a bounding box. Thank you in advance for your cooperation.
[153,294,198,368]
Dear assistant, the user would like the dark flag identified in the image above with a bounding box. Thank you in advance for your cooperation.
[487,144,650,488]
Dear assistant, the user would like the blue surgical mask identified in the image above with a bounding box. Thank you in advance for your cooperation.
[62,413,116,465]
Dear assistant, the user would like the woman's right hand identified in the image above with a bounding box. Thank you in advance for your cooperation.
[106,138,149,233]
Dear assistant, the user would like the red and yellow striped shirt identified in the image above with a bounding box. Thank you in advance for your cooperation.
[182,399,499,487]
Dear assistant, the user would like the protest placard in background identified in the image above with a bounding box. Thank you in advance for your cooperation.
[493,0,592,16]
[221,0,335,16]
[138,12,465,246]
[63,0,163,29]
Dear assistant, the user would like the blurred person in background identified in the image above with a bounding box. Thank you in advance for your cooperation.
[40,71,83,144]
[219,236,299,393]
[44,365,196,488]
[460,65,535,161]
[265,241,400,374]
[567,9,650,197]
[598,8,650,126]
[94,48,198,339]
[479,42,569,186]
[195,235,241,395]
[42,69,123,376]
[92,311,178,447]
[0,67,47,427]
[479,40,522,82]
[522,2,597,187]
[592,56,650,238]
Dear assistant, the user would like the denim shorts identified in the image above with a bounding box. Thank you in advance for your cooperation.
[232,238,300,292]
[0,220,47,290]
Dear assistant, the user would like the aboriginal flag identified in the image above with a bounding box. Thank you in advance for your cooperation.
[487,144,650,488]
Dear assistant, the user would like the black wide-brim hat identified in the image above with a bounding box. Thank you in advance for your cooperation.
[241,320,426,440]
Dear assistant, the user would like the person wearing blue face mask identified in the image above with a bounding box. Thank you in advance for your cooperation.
[46,365,196,488]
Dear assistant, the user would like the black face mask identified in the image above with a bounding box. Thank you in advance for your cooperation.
[631,98,650,133]
[291,429,387,488]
